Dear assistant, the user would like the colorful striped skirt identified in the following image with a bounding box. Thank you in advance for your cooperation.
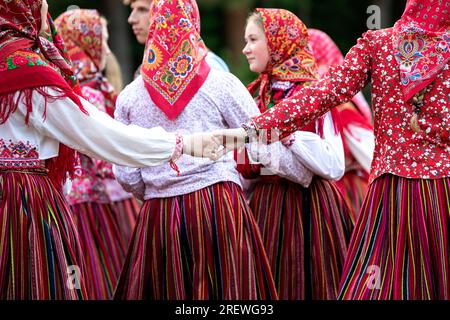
[250,177,354,300]
[335,170,369,221]
[338,174,450,300]
[111,198,140,247]
[0,168,88,299]
[70,201,128,300]
[114,181,278,300]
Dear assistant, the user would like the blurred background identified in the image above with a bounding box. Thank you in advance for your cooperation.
[48,0,407,87]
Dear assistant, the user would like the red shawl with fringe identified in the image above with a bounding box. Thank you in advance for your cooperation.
[0,0,87,188]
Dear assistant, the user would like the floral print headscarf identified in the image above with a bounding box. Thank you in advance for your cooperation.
[394,0,450,100]
[141,0,210,120]
[247,8,318,110]
[55,9,117,116]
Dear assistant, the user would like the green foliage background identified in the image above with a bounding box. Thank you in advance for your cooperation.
[48,0,406,86]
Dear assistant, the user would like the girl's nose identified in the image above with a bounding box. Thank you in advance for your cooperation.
[242,43,250,55]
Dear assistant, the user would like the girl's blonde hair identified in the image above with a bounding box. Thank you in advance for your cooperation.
[246,12,264,32]
[105,53,124,92]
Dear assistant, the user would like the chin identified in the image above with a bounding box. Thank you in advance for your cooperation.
[250,65,261,73]
[137,36,147,45]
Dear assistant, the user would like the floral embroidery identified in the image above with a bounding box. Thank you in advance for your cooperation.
[170,53,193,78]
[2,51,48,71]
[178,18,191,30]
[0,139,39,160]
[0,139,44,171]
[144,43,163,72]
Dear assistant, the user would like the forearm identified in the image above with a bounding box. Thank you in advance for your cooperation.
[246,141,314,187]
[30,89,177,168]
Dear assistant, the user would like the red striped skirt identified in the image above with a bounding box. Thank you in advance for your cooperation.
[70,201,129,300]
[114,181,278,300]
[339,174,450,300]
[250,177,354,300]
[112,197,140,247]
[335,170,369,221]
[0,167,88,299]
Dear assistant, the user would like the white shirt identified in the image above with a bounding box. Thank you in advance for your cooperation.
[0,88,176,169]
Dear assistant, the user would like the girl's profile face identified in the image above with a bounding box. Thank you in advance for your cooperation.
[243,19,270,74]
[100,20,111,71]
[39,0,49,35]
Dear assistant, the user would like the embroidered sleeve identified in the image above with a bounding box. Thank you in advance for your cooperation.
[252,31,373,138]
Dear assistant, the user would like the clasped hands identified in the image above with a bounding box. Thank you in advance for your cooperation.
[182,128,247,160]
[182,128,294,160]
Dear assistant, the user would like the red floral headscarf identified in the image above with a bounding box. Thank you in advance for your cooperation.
[55,9,116,116]
[394,0,450,101]
[247,8,318,110]
[141,0,210,120]
[0,0,87,188]
[308,28,373,123]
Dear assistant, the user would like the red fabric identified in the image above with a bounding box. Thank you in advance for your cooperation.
[308,28,373,123]
[234,148,261,180]
[0,1,88,188]
[0,1,72,77]
[393,0,450,101]
[308,29,373,159]
[55,9,117,117]
[141,0,211,120]
[252,29,450,183]
[247,8,318,109]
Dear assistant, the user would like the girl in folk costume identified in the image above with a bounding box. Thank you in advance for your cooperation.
[239,9,353,299]
[218,0,450,299]
[308,29,375,218]
[113,0,277,300]
[0,0,208,300]
[54,9,140,300]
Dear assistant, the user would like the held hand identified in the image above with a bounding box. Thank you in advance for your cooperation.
[281,134,295,147]
[182,132,224,159]
[211,127,248,155]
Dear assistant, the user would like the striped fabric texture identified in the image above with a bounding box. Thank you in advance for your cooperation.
[339,175,450,300]
[335,170,369,222]
[70,202,128,300]
[0,171,88,299]
[112,198,140,247]
[250,178,354,299]
[114,182,278,300]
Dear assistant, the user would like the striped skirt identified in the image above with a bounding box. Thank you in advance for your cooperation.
[338,174,450,300]
[0,169,88,300]
[250,177,354,300]
[70,201,128,300]
[335,170,369,221]
[111,198,140,247]
[114,181,278,300]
